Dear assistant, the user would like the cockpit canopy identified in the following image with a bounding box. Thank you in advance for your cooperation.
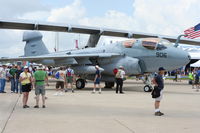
[121,38,172,50]
[141,38,172,50]
[122,39,136,48]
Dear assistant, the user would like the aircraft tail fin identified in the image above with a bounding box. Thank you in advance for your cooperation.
[23,31,49,57]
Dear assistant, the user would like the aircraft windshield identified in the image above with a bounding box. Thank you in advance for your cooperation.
[123,40,136,48]
[142,40,157,50]
[142,38,171,50]
[156,39,171,50]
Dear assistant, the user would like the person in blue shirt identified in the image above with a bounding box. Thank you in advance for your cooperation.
[92,65,102,94]
[195,68,200,91]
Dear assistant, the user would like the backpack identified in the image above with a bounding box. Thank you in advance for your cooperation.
[66,69,72,77]
[115,70,121,78]
[113,68,118,75]
[55,72,60,79]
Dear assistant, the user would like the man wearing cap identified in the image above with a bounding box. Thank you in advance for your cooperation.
[92,65,102,94]
[115,66,126,94]
[152,67,166,116]
[65,66,75,93]
[0,64,7,93]
[33,65,49,108]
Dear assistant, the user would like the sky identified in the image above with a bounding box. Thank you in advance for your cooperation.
[0,0,200,57]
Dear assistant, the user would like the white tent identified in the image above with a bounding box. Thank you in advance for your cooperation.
[190,60,200,67]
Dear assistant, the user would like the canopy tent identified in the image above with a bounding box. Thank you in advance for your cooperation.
[190,60,200,67]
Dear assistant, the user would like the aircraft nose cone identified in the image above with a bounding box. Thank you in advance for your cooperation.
[181,51,190,65]
[169,48,190,68]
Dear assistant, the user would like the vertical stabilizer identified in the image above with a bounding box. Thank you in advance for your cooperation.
[23,31,49,56]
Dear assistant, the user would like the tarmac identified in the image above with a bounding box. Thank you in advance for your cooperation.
[0,79,200,133]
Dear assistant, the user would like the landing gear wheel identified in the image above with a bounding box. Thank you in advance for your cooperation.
[76,79,85,89]
[105,82,115,88]
[143,85,152,92]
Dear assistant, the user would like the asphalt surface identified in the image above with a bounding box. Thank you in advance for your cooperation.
[0,79,200,133]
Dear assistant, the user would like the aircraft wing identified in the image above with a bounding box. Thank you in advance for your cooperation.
[0,53,120,62]
[0,19,200,46]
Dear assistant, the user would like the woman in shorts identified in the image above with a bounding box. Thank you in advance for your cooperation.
[19,66,33,108]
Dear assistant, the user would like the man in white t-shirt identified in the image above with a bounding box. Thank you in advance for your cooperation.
[54,67,66,95]
[115,66,126,94]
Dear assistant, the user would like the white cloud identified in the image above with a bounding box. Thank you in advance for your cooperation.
[48,0,86,23]
[132,0,200,35]
[18,11,50,21]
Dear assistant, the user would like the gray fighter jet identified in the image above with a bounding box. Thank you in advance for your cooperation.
[0,20,198,91]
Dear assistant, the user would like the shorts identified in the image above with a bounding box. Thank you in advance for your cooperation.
[56,81,64,89]
[195,78,199,84]
[35,85,45,95]
[155,90,163,102]
[94,78,101,84]
[22,83,32,92]
[66,76,73,83]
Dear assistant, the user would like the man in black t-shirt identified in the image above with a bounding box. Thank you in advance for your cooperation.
[152,67,165,116]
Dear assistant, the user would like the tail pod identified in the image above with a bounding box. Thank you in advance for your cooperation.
[23,31,49,57]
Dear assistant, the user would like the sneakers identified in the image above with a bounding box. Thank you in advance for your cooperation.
[155,111,164,116]
[92,89,102,94]
[23,105,30,108]
[99,89,102,94]
[34,105,39,108]
[34,105,46,108]
[92,89,96,94]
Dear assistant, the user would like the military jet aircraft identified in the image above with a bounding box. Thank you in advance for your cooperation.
[0,19,199,91]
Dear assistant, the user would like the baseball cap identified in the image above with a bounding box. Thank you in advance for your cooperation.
[24,66,28,69]
[95,65,99,69]
[158,67,165,71]
[37,64,43,69]
[119,66,124,69]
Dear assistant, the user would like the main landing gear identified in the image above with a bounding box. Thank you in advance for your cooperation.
[76,79,86,89]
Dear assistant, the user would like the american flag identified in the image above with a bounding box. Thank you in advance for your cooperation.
[184,23,200,39]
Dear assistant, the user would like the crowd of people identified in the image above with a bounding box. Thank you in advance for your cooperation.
[1,62,199,116]
[0,64,49,108]
[0,63,126,108]
[188,68,200,91]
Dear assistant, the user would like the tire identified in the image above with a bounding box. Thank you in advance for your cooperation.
[143,85,152,92]
[76,79,85,89]
[105,82,115,88]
